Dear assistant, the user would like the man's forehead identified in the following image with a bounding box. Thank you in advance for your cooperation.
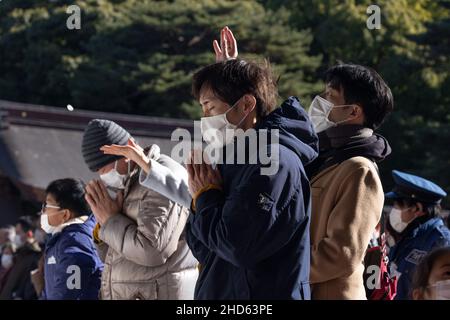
[199,90,219,104]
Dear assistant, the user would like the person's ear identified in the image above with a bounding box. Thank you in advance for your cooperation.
[414,202,426,217]
[242,95,256,114]
[62,209,72,223]
[350,104,363,118]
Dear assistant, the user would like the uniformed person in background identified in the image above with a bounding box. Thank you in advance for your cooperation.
[385,170,450,300]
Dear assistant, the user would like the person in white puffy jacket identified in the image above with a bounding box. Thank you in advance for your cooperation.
[82,119,198,300]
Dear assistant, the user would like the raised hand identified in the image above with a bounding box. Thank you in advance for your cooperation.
[100,139,151,174]
[213,26,238,62]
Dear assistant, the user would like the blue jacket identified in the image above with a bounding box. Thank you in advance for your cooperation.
[43,214,103,300]
[389,217,450,300]
[186,97,319,299]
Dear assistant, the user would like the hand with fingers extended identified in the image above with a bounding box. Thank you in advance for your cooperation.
[100,138,151,174]
[85,180,124,226]
[213,26,238,63]
[186,149,223,197]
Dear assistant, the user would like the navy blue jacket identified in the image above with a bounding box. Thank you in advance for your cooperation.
[389,217,450,300]
[186,97,319,299]
[43,214,103,300]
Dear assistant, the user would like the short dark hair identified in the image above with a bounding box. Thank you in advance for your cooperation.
[411,247,450,296]
[325,63,394,129]
[17,216,34,233]
[394,198,441,218]
[192,59,279,120]
[45,178,90,217]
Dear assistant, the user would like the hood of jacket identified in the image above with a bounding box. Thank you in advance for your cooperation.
[256,96,319,166]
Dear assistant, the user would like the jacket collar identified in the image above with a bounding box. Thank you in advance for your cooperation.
[45,215,91,249]
[306,125,391,179]
[325,124,373,148]
[51,215,89,235]
[405,216,442,239]
[391,217,443,256]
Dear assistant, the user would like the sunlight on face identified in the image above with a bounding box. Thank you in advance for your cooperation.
[199,85,232,117]
[325,84,354,123]
[45,193,65,226]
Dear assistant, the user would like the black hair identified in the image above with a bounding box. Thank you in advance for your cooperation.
[16,216,34,233]
[394,198,441,218]
[192,59,279,120]
[325,63,394,129]
[411,247,450,297]
[45,178,90,217]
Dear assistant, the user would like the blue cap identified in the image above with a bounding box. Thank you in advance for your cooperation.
[385,170,447,204]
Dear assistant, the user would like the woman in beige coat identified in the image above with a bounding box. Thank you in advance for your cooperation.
[82,119,198,300]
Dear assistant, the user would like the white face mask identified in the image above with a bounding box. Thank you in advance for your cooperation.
[389,207,410,233]
[1,254,13,269]
[308,95,355,133]
[40,214,60,235]
[430,279,450,300]
[100,160,131,189]
[13,234,24,248]
[200,97,253,148]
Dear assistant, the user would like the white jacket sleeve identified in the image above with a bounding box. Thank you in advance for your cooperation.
[139,146,192,208]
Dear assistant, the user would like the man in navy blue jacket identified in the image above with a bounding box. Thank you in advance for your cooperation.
[186,58,318,299]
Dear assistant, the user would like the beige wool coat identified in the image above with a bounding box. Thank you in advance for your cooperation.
[309,156,384,299]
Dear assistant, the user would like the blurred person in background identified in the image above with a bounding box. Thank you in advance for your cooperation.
[0,243,16,292]
[30,255,45,299]
[411,247,450,300]
[0,226,16,257]
[31,214,48,250]
[40,178,103,300]
[0,216,41,300]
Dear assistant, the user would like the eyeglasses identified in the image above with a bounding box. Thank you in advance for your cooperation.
[41,203,61,213]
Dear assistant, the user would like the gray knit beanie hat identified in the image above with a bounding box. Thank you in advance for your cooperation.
[82,119,131,172]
